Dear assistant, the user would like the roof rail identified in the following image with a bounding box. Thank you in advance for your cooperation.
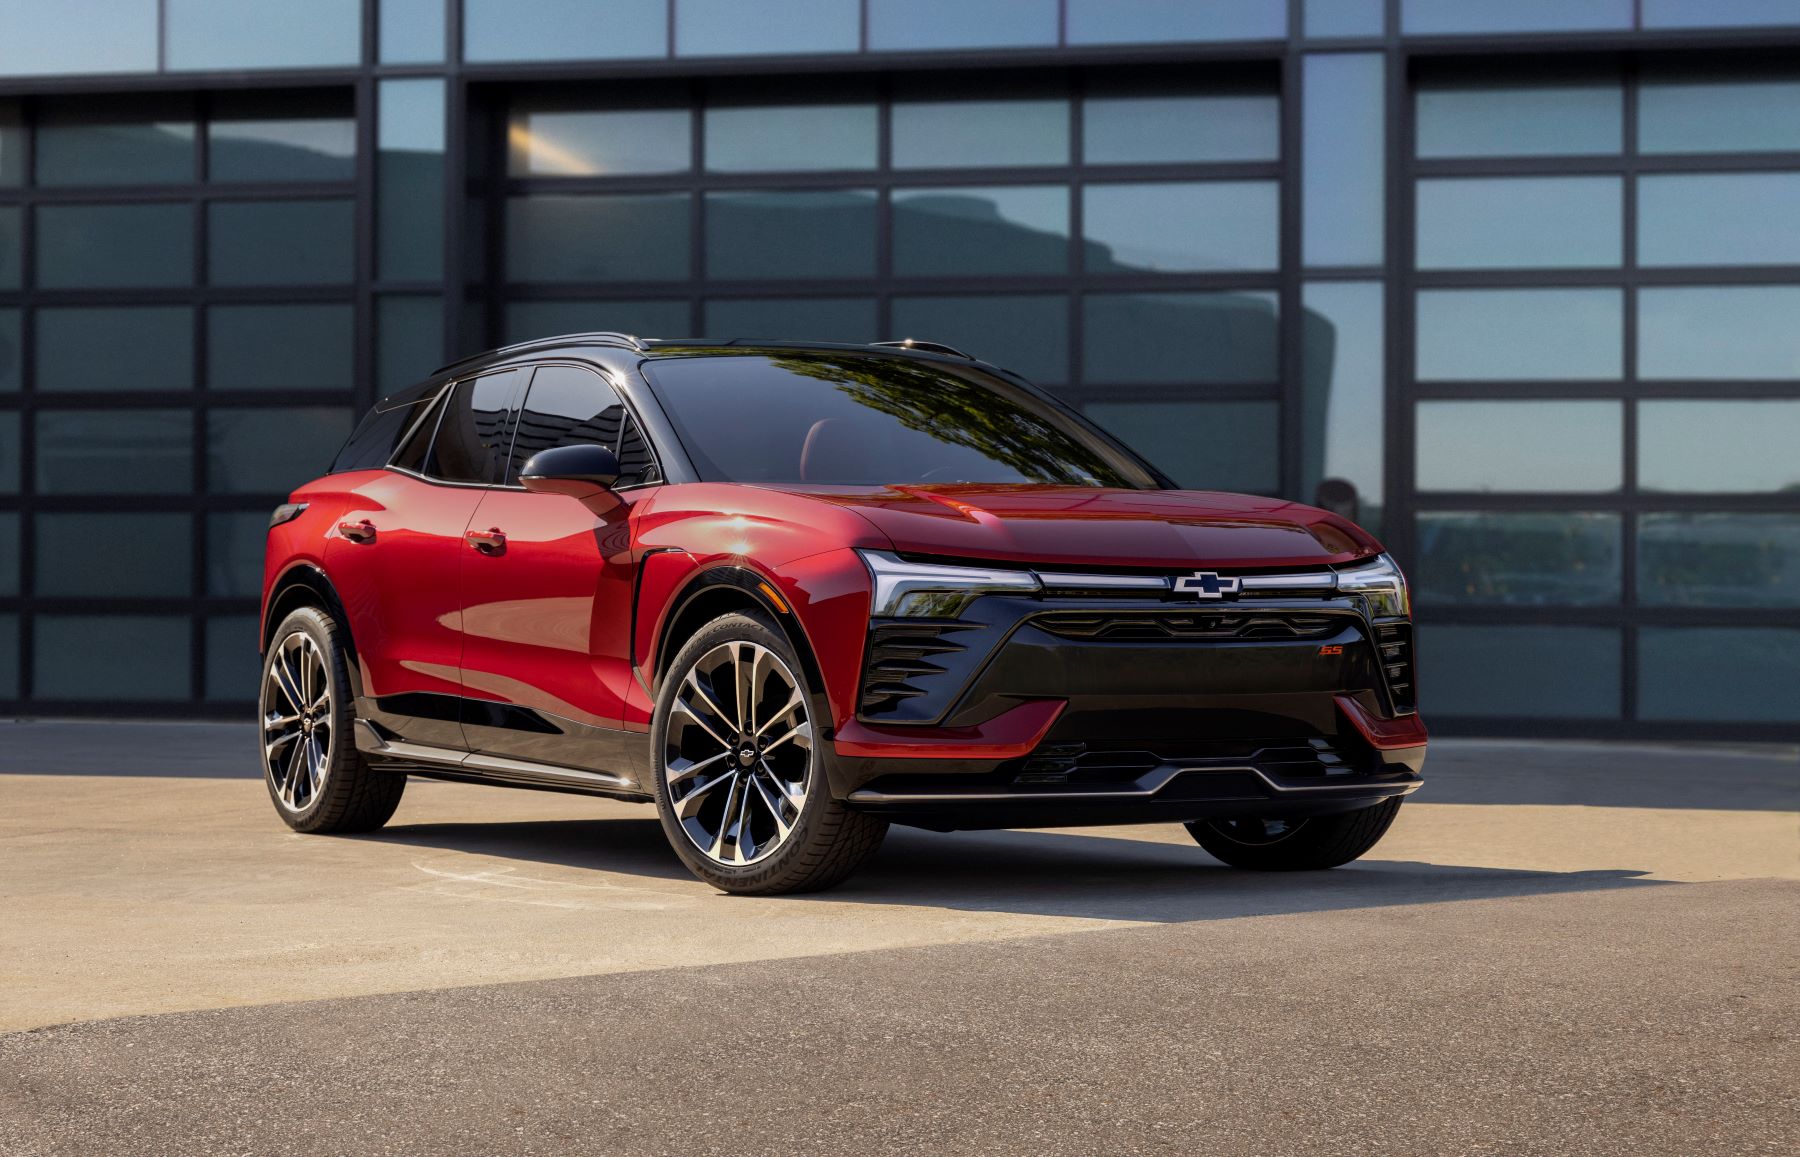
[431,331,646,375]
[872,338,975,360]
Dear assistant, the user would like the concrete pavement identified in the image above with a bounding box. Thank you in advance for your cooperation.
[0,722,1794,1154]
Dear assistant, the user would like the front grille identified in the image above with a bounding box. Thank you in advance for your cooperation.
[1375,621,1416,714]
[858,621,975,716]
[1030,610,1341,641]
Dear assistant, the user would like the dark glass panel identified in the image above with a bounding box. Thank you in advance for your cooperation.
[678,0,859,56]
[1638,174,1800,267]
[1415,513,1621,606]
[1418,626,1620,718]
[1640,628,1800,722]
[36,513,192,597]
[36,409,192,495]
[704,104,876,172]
[381,0,446,64]
[0,206,16,290]
[1082,292,1279,385]
[507,194,692,282]
[0,615,13,700]
[507,105,690,176]
[208,305,353,392]
[207,511,272,598]
[377,296,445,393]
[891,97,1069,169]
[891,294,1068,386]
[164,0,359,69]
[1305,0,1385,36]
[1416,289,1621,381]
[0,1,157,76]
[1416,71,1622,157]
[0,103,20,184]
[504,299,691,343]
[1067,0,1287,43]
[333,397,433,474]
[204,615,260,702]
[1303,53,1383,266]
[207,200,354,286]
[1640,514,1800,608]
[1402,0,1631,34]
[705,190,876,280]
[1638,287,1800,381]
[642,353,1154,488]
[0,310,23,391]
[37,307,194,392]
[1417,177,1620,269]
[868,0,1057,50]
[893,186,1069,277]
[1084,401,1280,492]
[1640,68,1800,153]
[703,297,878,344]
[209,91,356,183]
[36,204,194,289]
[464,0,666,61]
[1644,0,1800,26]
[207,407,354,494]
[0,512,16,596]
[0,412,16,493]
[1083,91,1279,165]
[1415,401,1622,493]
[36,97,195,186]
[379,79,446,282]
[1299,282,1383,523]
[35,617,191,701]
[420,373,522,485]
[1638,401,1800,493]
[1085,181,1278,273]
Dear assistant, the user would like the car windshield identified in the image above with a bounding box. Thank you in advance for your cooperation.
[642,351,1158,488]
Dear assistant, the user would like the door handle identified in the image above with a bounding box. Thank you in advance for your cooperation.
[465,527,507,554]
[338,519,377,544]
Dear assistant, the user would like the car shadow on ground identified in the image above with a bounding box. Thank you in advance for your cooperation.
[362,815,1661,924]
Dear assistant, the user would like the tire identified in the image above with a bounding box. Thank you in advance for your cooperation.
[651,610,886,895]
[1185,798,1402,871]
[259,606,405,835]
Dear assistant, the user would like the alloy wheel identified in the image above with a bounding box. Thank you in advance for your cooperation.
[261,631,334,812]
[664,640,812,867]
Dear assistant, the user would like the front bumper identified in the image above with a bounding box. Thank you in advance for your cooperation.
[827,593,1425,830]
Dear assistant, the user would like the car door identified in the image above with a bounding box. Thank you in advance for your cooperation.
[457,362,660,771]
[327,367,526,749]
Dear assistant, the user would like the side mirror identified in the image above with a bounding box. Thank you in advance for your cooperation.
[519,443,622,504]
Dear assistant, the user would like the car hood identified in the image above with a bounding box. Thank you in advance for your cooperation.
[779,484,1382,570]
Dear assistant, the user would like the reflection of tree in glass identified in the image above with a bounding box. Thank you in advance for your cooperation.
[766,353,1134,487]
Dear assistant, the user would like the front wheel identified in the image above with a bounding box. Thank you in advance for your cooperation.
[651,611,886,895]
[1185,798,1402,871]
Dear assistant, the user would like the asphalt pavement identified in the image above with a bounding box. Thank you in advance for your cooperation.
[0,722,1794,1155]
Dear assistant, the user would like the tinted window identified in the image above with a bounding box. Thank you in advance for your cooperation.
[387,386,450,474]
[422,370,525,484]
[644,353,1155,488]
[508,364,659,487]
[334,396,435,474]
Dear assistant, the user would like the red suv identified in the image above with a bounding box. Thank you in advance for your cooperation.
[260,334,1426,894]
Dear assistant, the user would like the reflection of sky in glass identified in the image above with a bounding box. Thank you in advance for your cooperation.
[1084,181,1278,272]
[1301,282,1383,509]
[1416,177,1621,269]
[1083,94,1278,164]
[1416,401,1622,493]
[892,99,1068,168]
[1638,174,1800,267]
[509,108,690,176]
[1417,289,1621,381]
[1639,401,1800,493]
[1639,286,1800,380]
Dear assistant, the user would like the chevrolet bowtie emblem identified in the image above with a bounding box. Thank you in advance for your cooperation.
[1173,571,1242,600]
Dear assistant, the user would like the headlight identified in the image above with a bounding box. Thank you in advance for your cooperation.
[1338,552,1410,620]
[859,550,1039,618]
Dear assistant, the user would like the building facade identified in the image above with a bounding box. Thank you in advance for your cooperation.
[0,0,1797,738]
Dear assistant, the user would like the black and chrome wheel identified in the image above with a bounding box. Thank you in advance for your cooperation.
[651,611,885,894]
[1185,798,1402,871]
[259,606,405,834]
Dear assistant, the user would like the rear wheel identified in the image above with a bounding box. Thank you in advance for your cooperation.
[651,611,886,895]
[1185,798,1402,870]
[259,607,405,834]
